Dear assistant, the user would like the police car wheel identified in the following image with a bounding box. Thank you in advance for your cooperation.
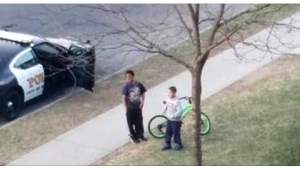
[2,90,22,121]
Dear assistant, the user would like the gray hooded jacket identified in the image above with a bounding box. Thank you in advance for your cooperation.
[162,96,183,121]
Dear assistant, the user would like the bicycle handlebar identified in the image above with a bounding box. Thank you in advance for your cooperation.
[162,96,192,104]
[179,96,192,100]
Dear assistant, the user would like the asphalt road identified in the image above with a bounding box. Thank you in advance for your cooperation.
[0,4,251,126]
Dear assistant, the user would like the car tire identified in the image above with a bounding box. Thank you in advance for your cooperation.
[1,90,22,121]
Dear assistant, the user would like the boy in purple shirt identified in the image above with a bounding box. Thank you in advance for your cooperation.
[122,70,147,144]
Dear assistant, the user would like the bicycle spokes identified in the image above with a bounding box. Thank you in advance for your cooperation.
[148,115,168,139]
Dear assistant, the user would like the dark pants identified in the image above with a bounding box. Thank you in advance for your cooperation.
[126,108,144,140]
[165,120,182,146]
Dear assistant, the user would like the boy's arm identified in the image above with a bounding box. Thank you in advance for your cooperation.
[121,85,128,110]
[162,97,168,115]
[162,105,167,115]
[139,82,146,108]
[122,95,127,109]
[140,93,145,108]
[172,101,183,119]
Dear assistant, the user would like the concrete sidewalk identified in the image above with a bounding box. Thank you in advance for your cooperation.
[8,12,300,165]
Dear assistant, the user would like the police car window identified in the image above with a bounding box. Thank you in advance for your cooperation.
[14,50,38,69]
[33,43,61,58]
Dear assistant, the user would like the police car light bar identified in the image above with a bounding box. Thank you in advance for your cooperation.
[0,30,33,45]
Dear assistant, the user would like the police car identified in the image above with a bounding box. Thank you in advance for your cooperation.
[0,30,95,121]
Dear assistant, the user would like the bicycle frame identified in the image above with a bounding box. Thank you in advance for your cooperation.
[181,103,193,119]
[162,96,193,119]
[180,96,193,118]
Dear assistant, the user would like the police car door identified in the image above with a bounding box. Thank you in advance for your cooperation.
[9,48,45,102]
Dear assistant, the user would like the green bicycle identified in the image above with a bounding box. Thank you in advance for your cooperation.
[148,96,211,139]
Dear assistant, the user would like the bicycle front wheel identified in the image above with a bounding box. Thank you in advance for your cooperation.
[148,115,168,139]
[201,112,211,135]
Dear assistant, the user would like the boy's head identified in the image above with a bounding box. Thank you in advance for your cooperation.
[125,70,135,83]
[167,86,177,98]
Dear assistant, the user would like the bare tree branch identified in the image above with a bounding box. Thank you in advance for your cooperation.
[197,4,225,64]
[207,4,226,46]
[204,29,240,55]
[198,18,215,25]
[187,4,195,19]
[219,4,271,28]
[188,4,201,59]
[77,4,120,15]
[174,5,194,45]
[128,27,192,69]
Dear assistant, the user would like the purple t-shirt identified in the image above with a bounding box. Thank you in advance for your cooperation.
[122,81,146,109]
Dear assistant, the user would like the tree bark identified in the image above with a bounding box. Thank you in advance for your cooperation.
[191,63,203,166]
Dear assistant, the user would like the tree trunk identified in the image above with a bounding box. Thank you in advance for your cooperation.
[191,63,203,166]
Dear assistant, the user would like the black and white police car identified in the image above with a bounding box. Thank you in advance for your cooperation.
[0,30,95,121]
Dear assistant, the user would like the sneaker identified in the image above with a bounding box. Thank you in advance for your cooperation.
[173,144,183,151]
[129,137,140,144]
[139,137,148,142]
[161,144,172,151]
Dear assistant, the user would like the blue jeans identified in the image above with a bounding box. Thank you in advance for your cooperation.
[165,120,182,146]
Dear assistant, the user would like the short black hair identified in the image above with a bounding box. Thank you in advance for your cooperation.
[125,70,135,76]
[169,86,177,93]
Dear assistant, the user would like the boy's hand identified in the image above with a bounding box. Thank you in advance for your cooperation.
[140,102,144,109]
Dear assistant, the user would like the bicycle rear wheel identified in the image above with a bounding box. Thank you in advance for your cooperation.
[148,115,168,139]
[201,112,211,135]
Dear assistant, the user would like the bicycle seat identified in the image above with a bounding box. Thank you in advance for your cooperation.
[162,101,166,104]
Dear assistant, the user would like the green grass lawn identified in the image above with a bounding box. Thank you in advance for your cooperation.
[203,77,300,165]
[97,71,300,166]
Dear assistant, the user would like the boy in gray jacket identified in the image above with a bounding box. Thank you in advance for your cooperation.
[161,86,183,151]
